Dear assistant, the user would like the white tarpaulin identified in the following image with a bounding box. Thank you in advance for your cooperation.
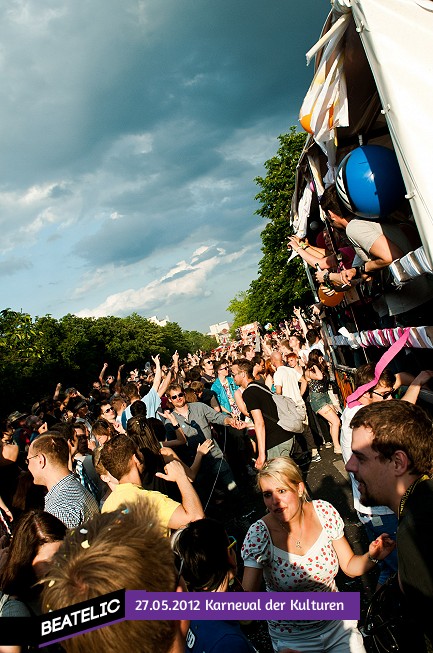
[349,0,433,266]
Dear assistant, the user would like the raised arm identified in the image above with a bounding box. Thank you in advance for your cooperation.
[53,382,62,401]
[292,307,308,338]
[115,364,125,394]
[156,460,204,528]
[99,362,108,387]
[400,370,433,404]
[157,368,172,398]
[288,235,337,271]
[151,354,162,394]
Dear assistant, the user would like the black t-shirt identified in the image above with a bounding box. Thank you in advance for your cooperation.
[398,478,433,647]
[243,382,293,450]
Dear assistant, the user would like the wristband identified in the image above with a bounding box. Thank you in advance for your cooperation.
[323,270,334,290]
[368,554,379,564]
[172,423,180,429]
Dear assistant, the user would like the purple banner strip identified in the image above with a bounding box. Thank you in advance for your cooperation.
[126,591,360,621]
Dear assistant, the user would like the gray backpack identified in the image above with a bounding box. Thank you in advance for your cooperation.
[248,383,305,434]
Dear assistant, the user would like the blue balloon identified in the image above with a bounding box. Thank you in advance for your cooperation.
[336,145,406,219]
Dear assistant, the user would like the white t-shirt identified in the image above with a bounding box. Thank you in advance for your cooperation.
[273,365,304,406]
[341,405,394,518]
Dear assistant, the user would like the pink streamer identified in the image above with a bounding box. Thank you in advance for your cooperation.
[346,328,411,407]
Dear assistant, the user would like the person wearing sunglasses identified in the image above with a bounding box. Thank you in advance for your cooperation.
[99,401,125,434]
[173,518,256,652]
[211,360,253,483]
[200,356,216,388]
[341,362,433,588]
[163,384,245,506]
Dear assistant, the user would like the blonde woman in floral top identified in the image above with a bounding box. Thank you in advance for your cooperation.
[242,457,395,653]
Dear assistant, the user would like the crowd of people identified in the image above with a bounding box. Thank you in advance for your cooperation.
[0,310,433,653]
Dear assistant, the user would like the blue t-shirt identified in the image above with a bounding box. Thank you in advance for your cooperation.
[186,620,256,653]
[121,388,161,428]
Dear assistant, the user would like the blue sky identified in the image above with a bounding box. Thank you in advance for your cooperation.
[0,0,329,332]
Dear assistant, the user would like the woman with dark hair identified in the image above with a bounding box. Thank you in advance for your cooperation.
[173,518,255,652]
[91,418,117,447]
[0,510,66,616]
[173,518,238,592]
[126,415,211,502]
[303,349,341,453]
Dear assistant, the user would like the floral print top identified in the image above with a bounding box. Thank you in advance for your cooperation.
[241,500,345,633]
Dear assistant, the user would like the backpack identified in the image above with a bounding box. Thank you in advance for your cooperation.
[248,383,306,434]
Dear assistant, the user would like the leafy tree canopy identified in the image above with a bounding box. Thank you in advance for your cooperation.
[227,128,313,327]
[0,309,217,414]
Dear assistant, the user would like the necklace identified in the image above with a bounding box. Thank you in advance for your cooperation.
[277,508,304,549]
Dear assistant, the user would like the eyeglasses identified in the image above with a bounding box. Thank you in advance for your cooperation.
[102,407,114,414]
[227,535,237,551]
[25,453,39,465]
[170,392,185,400]
[370,389,397,400]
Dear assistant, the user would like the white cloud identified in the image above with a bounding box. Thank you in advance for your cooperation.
[75,246,246,318]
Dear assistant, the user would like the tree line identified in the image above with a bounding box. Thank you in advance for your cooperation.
[0,309,217,413]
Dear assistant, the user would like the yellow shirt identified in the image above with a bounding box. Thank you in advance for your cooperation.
[101,483,179,535]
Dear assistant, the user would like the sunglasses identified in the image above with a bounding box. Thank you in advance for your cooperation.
[204,360,212,365]
[102,407,114,414]
[170,392,185,400]
[219,365,228,371]
[370,389,397,400]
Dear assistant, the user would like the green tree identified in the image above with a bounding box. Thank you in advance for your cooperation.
[183,330,218,353]
[227,128,313,326]
[226,291,252,337]
[0,309,44,368]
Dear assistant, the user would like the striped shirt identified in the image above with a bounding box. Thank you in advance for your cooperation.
[45,474,99,528]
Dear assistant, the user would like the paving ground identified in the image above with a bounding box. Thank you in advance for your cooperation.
[207,446,378,653]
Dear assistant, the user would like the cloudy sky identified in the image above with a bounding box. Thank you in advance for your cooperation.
[0,0,329,332]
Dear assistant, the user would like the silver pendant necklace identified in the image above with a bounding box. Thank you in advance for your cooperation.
[278,508,304,549]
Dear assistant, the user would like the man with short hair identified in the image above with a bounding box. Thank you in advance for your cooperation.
[341,364,399,585]
[200,356,216,387]
[100,435,204,532]
[346,400,433,649]
[270,351,304,402]
[42,500,188,653]
[164,384,242,502]
[241,345,255,361]
[232,359,298,470]
[319,183,433,326]
[27,433,99,528]
[270,351,319,462]
[342,364,433,586]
